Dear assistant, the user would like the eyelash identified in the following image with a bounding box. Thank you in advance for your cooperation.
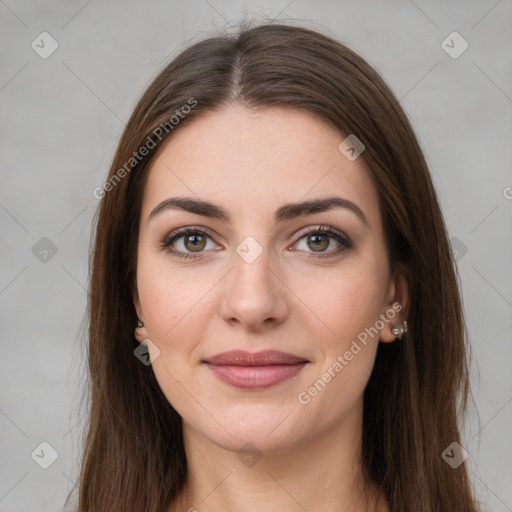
[160,225,353,261]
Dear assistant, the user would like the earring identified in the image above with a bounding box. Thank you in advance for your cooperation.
[136,320,144,328]
[391,320,408,340]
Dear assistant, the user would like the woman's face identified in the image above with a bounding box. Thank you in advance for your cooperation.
[133,104,407,453]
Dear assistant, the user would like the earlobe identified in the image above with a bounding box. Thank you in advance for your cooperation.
[391,319,408,340]
[134,320,148,343]
[380,269,410,343]
[132,284,147,343]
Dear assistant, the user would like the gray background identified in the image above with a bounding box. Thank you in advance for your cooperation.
[1,1,511,511]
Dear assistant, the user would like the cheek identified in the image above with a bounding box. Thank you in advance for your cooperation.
[297,259,386,347]
[136,259,211,412]
[293,258,387,420]
[136,252,218,347]
[294,272,384,428]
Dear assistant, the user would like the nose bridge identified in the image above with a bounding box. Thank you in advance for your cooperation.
[220,233,288,329]
[233,238,273,288]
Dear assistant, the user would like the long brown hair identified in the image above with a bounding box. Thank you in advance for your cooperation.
[68,21,480,512]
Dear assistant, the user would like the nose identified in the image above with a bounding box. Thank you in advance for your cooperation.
[219,243,289,333]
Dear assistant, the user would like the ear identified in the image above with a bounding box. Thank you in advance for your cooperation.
[132,283,148,344]
[379,267,409,343]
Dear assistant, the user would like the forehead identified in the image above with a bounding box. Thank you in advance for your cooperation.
[141,104,382,231]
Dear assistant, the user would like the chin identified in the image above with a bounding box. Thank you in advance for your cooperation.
[209,426,300,455]
[187,404,306,453]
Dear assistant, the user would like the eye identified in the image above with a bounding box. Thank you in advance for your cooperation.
[160,227,219,259]
[291,225,352,259]
[160,225,353,261]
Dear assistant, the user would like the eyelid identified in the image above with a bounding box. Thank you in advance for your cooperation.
[288,225,353,260]
[160,225,221,251]
[291,224,351,245]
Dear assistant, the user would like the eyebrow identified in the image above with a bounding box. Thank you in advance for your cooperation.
[148,196,369,227]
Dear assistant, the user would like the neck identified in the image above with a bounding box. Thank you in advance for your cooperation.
[168,402,389,512]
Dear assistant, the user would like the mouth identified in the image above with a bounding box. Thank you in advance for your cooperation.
[202,350,309,389]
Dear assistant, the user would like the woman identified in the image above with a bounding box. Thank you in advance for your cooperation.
[69,22,480,512]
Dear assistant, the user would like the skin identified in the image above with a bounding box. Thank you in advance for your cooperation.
[133,104,409,512]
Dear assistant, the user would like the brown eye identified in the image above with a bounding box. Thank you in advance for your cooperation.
[161,228,219,259]
[292,225,352,259]
[184,233,206,252]
[307,234,330,252]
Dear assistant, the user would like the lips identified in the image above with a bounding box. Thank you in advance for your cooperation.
[203,350,307,366]
[203,350,308,389]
